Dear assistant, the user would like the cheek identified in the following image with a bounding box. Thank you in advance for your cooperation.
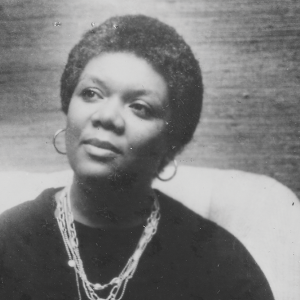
[65,120,77,149]
[65,108,84,152]
[65,98,88,141]
[65,122,79,166]
[128,130,168,177]
[130,126,168,160]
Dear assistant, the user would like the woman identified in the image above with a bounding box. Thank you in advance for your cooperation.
[0,15,274,300]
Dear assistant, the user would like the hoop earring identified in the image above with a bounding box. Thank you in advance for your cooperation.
[157,159,178,181]
[53,129,66,155]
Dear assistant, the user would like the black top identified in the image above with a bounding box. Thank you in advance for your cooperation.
[0,188,274,300]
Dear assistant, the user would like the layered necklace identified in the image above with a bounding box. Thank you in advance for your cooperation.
[56,186,161,300]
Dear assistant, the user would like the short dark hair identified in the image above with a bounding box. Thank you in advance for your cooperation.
[61,14,203,163]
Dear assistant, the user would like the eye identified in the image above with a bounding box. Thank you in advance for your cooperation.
[130,102,152,118]
[81,88,103,101]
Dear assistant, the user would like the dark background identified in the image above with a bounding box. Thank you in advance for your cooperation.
[0,0,299,197]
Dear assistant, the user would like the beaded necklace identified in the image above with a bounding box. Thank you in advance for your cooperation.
[56,186,160,300]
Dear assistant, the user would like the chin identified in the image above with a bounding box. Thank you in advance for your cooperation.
[107,169,139,191]
[72,159,139,188]
[71,160,114,181]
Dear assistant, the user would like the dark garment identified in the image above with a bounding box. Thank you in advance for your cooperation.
[0,188,274,300]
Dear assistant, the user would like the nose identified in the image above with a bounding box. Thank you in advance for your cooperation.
[90,97,125,134]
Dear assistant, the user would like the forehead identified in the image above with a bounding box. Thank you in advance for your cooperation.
[80,52,168,100]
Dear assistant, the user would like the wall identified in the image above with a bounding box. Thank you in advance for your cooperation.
[0,0,299,197]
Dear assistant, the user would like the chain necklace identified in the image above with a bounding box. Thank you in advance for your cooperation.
[56,186,161,300]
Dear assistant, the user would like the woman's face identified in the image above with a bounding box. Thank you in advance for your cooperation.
[65,52,171,184]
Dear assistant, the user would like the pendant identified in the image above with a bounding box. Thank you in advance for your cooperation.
[68,260,76,267]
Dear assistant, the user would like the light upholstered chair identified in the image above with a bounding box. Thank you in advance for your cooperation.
[1,166,300,300]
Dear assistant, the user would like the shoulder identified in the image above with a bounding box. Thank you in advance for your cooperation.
[155,190,274,299]
[156,189,249,252]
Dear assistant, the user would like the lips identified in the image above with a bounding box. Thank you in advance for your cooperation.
[83,138,122,154]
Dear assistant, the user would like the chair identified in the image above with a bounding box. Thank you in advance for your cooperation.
[1,165,299,300]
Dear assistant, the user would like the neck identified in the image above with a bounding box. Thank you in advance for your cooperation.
[65,173,156,229]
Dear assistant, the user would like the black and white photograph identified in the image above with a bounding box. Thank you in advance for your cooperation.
[0,0,299,299]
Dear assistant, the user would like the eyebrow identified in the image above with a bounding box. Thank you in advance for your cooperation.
[90,77,109,94]
[76,76,108,91]
[90,77,107,87]
[124,90,167,108]
[124,89,153,98]
[78,75,166,106]
[81,76,159,97]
